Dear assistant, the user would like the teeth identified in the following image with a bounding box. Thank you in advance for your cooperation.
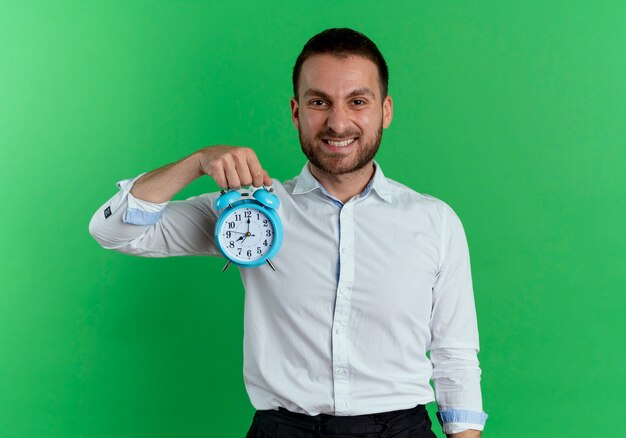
[327,138,355,147]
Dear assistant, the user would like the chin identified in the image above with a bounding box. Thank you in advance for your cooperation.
[313,156,371,175]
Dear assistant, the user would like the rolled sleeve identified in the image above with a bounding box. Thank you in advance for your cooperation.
[430,202,488,433]
[115,173,169,225]
[437,409,488,434]
[124,192,168,225]
[88,173,221,257]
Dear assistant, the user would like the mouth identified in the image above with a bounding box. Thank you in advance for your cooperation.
[322,138,357,148]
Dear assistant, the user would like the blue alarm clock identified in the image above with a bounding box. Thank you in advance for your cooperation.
[213,186,283,271]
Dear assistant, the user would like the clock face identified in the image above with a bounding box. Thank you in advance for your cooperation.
[217,206,275,263]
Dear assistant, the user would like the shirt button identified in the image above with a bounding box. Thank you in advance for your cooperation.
[338,287,346,295]
[334,367,347,375]
[335,327,343,335]
[341,247,350,254]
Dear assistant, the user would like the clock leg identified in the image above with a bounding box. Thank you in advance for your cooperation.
[222,260,232,272]
[266,259,276,271]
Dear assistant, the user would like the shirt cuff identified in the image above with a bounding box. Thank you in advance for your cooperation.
[437,409,488,434]
[116,174,169,225]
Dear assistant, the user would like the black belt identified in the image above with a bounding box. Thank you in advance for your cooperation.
[254,404,429,437]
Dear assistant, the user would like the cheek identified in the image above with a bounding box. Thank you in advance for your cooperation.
[299,111,323,133]
[356,113,379,132]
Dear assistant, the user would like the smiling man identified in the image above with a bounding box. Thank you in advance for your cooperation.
[292,52,392,203]
[89,28,488,437]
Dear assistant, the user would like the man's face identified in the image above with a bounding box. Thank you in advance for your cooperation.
[290,54,393,175]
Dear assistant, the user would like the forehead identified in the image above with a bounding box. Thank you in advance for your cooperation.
[298,54,381,98]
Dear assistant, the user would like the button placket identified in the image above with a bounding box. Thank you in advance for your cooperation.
[331,202,355,414]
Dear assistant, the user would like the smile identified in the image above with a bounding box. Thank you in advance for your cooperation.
[323,138,356,147]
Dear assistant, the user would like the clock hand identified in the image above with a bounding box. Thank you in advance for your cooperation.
[240,230,255,243]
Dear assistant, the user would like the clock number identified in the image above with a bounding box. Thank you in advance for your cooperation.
[257,247,262,254]
[228,222,235,229]
[266,229,271,237]
[235,214,242,221]
[229,241,234,248]
[263,219,268,227]
[247,250,252,257]
[225,231,231,238]
[256,212,260,220]
[244,210,251,218]
[237,248,242,255]
[263,240,268,247]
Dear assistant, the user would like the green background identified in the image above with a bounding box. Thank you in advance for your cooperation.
[1,1,625,436]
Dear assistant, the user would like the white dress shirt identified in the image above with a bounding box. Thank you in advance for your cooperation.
[89,162,488,434]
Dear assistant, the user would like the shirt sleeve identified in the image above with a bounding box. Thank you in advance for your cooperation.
[429,202,488,434]
[88,173,222,257]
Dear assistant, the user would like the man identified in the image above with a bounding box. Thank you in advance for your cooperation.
[89,28,488,437]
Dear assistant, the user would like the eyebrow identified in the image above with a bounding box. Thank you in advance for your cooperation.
[303,87,376,100]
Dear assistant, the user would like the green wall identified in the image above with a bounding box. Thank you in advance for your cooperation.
[2,1,625,436]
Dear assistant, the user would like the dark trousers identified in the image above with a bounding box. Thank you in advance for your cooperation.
[246,404,437,438]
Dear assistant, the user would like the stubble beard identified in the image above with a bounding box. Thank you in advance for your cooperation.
[299,124,384,175]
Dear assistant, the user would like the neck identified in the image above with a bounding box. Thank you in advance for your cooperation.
[308,161,376,204]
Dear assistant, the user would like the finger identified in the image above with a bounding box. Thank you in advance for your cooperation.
[263,170,273,187]
[234,152,254,187]
[222,155,241,189]
[245,154,266,188]
[205,155,228,189]
[211,165,228,189]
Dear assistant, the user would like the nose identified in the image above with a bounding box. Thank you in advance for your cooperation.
[326,106,351,135]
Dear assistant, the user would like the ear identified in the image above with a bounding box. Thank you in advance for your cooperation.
[382,95,393,129]
[290,97,299,130]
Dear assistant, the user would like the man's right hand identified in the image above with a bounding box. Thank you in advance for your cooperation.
[130,145,272,204]
[196,146,272,189]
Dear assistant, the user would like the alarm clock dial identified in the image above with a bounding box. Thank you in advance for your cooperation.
[217,207,275,262]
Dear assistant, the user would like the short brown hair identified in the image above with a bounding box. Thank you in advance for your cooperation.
[292,28,389,99]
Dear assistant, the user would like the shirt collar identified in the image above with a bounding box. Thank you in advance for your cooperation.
[292,161,393,203]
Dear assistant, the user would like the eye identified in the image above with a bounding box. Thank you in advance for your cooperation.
[351,99,366,106]
[309,99,327,107]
